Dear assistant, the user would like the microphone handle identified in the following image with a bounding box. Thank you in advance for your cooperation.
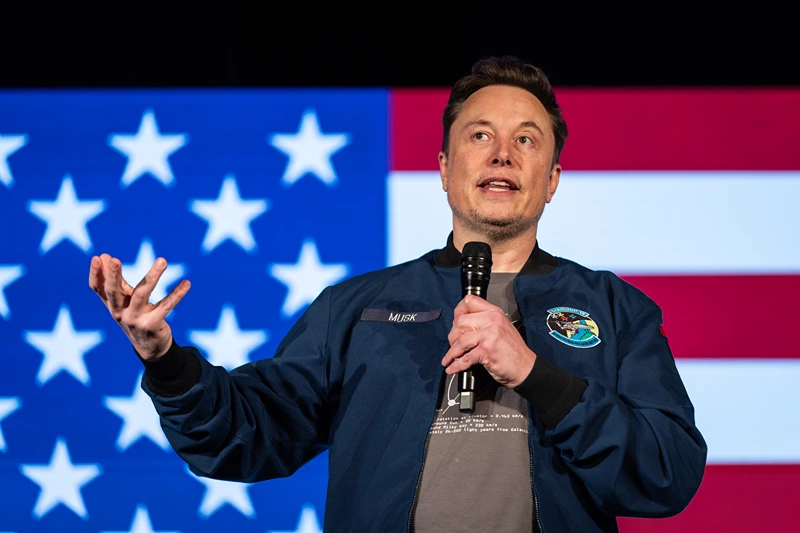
[459,285,486,412]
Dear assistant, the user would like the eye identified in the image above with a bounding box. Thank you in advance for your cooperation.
[517,136,532,144]
[473,132,489,141]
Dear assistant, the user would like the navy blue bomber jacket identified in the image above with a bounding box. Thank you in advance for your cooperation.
[140,237,708,532]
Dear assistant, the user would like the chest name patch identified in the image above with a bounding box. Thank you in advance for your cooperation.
[361,308,442,323]
[546,307,601,348]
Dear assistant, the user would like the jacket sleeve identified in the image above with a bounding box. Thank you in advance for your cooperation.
[140,287,335,483]
[521,300,708,517]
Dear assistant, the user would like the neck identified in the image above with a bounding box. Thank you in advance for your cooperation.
[452,223,538,273]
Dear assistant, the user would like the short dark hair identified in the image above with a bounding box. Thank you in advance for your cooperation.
[441,56,568,166]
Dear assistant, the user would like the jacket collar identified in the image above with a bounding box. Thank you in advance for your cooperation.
[434,231,557,276]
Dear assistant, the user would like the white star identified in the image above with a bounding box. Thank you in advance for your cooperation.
[121,239,186,304]
[24,304,104,386]
[20,437,101,519]
[269,239,348,317]
[267,503,323,533]
[269,109,350,187]
[27,174,106,254]
[108,109,188,188]
[188,304,268,371]
[186,466,255,519]
[103,371,170,452]
[101,504,180,533]
[190,174,269,253]
[0,397,21,452]
[0,133,27,188]
[0,264,24,320]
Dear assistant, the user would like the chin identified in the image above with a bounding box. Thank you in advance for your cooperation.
[463,212,536,242]
[474,209,527,228]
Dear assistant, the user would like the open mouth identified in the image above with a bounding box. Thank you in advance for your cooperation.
[478,177,519,192]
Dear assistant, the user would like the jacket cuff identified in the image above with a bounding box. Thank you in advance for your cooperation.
[514,355,588,430]
[138,338,201,398]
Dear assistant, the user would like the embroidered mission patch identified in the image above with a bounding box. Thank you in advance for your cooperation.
[546,307,601,348]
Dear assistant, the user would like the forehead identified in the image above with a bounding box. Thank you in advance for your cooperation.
[457,85,551,131]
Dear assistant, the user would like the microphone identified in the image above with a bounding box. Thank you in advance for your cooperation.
[458,241,492,413]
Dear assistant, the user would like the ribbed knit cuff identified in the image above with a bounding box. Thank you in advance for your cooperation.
[514,356,588,430]
[138,338,201,398]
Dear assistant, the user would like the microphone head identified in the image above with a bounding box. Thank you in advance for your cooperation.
[462,241,492,261]
[460,241,492,298]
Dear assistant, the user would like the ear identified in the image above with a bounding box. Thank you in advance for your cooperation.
[546,163,561,203]
[438,151,448,191]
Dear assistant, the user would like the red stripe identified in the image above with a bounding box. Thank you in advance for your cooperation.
[618,464,800,532]
[621,275,800,359]
[390,88,800,171]
[389,89,450,172]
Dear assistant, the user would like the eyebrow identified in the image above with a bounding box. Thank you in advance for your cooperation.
[462,119,544,137]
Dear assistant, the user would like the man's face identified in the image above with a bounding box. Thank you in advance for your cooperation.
[439,84,561,242]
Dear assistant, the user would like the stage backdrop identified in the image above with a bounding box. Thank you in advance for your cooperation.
[0,87,797,533]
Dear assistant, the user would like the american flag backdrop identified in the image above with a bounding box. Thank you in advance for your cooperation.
[0,86,797,532]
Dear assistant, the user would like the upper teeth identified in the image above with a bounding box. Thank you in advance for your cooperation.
[489,181,510,187]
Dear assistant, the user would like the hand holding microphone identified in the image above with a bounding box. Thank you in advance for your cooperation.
[443,242,537,411]
[456,242,493,412]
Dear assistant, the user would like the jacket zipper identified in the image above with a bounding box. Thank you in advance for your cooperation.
[516,308,542,533]
[528,403,544,533]
[406,371,445,533]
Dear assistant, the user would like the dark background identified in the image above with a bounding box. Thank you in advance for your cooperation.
[1,2,798,88]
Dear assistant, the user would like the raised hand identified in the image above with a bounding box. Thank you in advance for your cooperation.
[88,253,191,361]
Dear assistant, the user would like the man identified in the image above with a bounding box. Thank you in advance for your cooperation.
[88,56,707,532]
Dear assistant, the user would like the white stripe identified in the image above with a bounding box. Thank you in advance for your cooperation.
[676,359,800,464]
[387,171,800,273]
[387,172,453,266]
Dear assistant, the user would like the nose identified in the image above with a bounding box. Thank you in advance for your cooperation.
[490,139,514,167]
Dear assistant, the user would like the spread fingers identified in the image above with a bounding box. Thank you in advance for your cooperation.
[102,255,130,313]
[130,258,168,311]
[153,278,192,320]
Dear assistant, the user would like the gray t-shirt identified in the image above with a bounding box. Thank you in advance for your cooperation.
[411,273,533,532]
